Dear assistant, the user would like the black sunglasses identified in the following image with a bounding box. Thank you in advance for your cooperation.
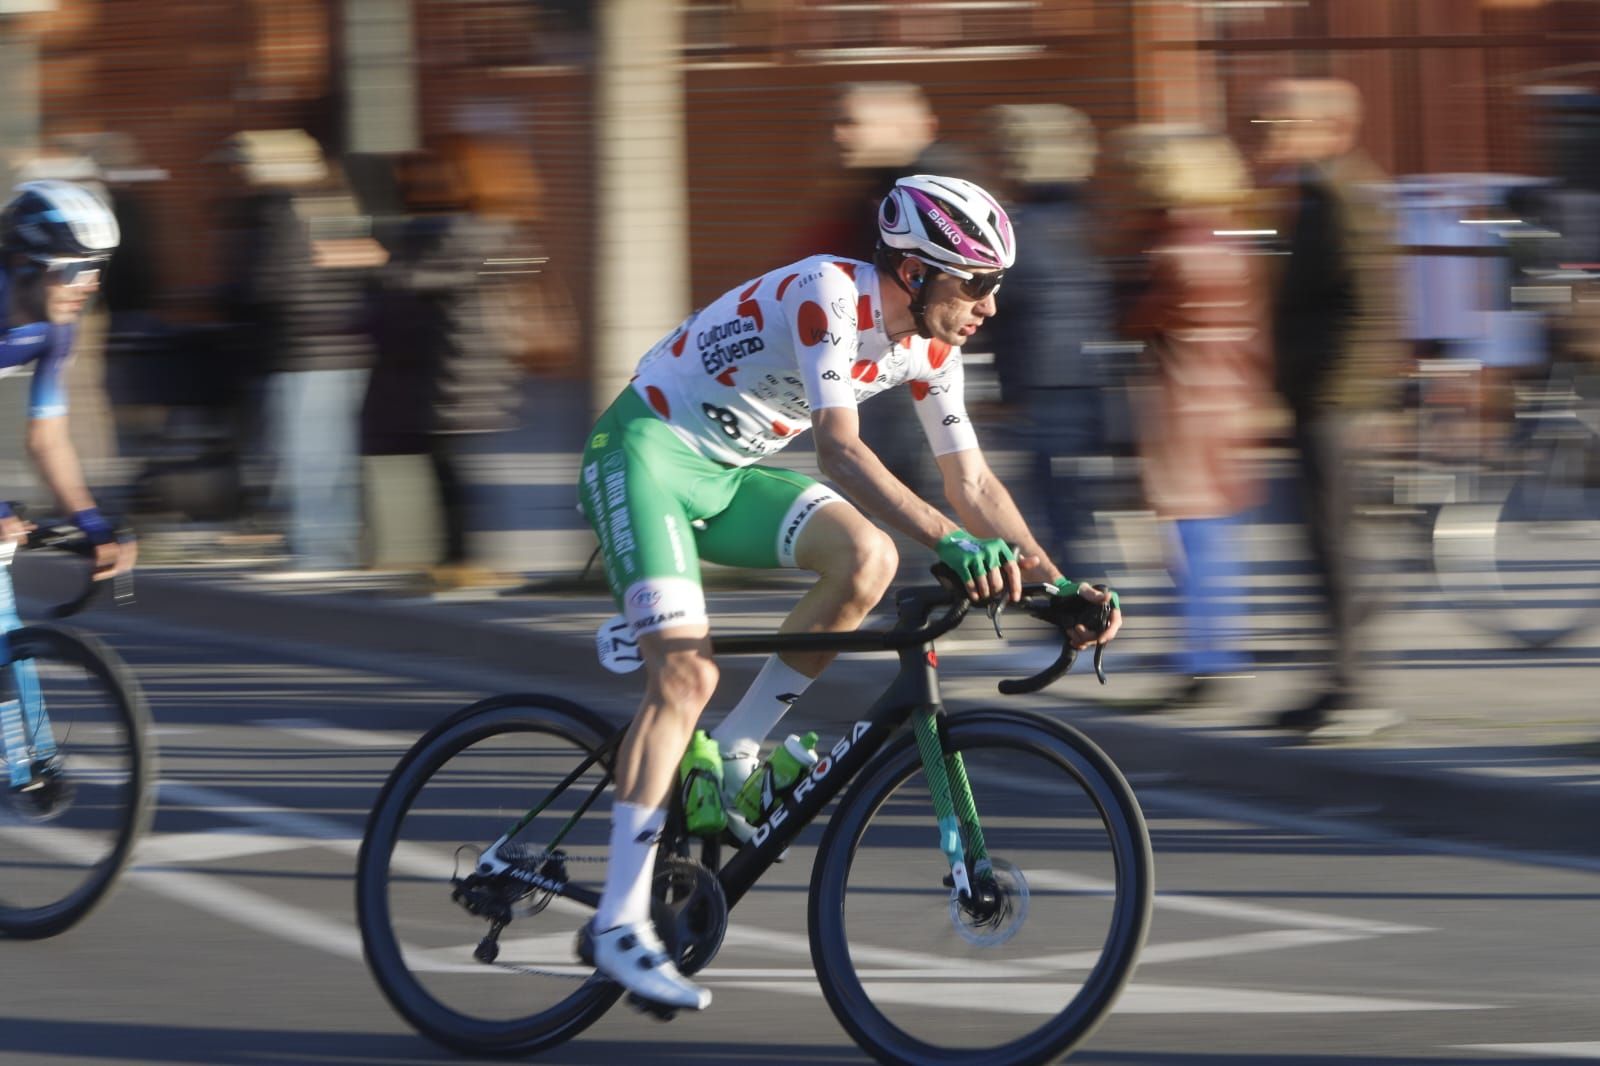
[953,269,1005,301]
[915,258,1004,301]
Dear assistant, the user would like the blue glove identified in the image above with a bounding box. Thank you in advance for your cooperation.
[936,530,1016,586]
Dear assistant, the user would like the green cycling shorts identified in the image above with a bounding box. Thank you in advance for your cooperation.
[577,388,841,636]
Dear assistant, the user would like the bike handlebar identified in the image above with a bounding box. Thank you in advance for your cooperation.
[17,519,135,619]
[923,563,1115,693]
[709,564,1114,696]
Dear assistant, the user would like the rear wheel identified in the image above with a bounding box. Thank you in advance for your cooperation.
[808,710,1152,1065]
[356,695,626,1057]
[0,624,155,938]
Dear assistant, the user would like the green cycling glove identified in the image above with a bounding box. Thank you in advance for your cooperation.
[1052,576,1120,612]
[936,530,1016,585]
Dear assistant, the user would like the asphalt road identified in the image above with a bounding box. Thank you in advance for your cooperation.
[4,615,1600,1066]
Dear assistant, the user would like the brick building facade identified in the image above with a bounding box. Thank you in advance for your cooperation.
[8,0,1597,365]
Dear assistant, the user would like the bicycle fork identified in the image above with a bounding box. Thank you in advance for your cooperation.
[912,707,990,901]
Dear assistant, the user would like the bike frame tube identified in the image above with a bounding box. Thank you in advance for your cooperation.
[515,637,946,914]
[943,742,993,876]
[712,639,942,909]
[502,586,978,912]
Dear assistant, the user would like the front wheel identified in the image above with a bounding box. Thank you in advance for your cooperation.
[355,694,624,1057]
[0,624,155,939]
[808,709,1153,1065]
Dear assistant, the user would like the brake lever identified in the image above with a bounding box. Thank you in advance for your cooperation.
[986,598,1006,640]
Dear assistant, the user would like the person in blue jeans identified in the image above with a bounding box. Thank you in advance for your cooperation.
[1111,127,1269,703]
[0,179,136,809]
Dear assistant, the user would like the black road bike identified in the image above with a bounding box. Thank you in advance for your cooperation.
[356,573,1152,1064]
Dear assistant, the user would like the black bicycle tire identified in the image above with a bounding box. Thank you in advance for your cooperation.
[0,624,156,939]
[807,709,1153,1066]
[355,695,625,1057]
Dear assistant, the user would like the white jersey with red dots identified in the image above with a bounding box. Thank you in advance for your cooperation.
[629,256,979,467]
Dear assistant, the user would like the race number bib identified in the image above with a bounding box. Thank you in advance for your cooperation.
[595,614,643,674]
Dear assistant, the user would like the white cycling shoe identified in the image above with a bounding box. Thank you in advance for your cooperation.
[591,921,712,1012]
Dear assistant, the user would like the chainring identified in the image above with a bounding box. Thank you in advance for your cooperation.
[652,855,728,976]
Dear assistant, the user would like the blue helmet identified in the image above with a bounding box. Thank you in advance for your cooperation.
[1,180,120,259]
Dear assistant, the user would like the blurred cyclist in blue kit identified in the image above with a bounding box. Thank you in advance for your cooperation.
[0,179,135,577]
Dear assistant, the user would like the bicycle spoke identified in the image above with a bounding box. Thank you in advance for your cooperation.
[0,627,152,938]
[357,699,623,1056]
[811,713,1151,1064]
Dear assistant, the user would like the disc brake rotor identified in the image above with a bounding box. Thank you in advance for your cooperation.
[950,857,1029,947]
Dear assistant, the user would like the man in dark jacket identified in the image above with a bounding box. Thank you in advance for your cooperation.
[1256,78,1402,734]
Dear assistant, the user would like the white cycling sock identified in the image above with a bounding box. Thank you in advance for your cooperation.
[593,800,665,931]
[711,655,813,753]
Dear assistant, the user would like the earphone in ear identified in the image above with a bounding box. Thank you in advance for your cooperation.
[910,273,924,289]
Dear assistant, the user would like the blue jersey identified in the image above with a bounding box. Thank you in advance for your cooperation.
[0,269,75,419]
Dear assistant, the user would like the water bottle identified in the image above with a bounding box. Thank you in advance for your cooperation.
[678,729,726,837]
[734,732,819,825]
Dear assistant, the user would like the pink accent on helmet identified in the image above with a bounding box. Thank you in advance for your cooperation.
[903,187,1003,268]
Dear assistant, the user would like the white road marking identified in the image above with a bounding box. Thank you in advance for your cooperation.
[1026,869,1431,936]
[729,980,1488,1015]
[128,865,366,961]
[252,717,418,749]
[1454,1045,1600,1060]
[135,831,314,866]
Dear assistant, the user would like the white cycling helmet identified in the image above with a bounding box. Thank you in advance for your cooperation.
[877,174,1016,272]
[1,179,120,259]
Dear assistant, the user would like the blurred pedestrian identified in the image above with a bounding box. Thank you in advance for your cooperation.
[1254,78,1403,733]
[1111,126,1270,704]
[981,103,1113,572]
[216,130,381,572]
[792,82,983,498]
[361,147,523,590]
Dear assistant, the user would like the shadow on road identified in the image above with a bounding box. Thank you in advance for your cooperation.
[0,1016,864,1064]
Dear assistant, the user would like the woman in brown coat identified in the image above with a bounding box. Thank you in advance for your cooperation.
[1110,126,1271,702]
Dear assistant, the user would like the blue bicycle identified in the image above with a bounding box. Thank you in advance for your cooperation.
[0,518,153,938]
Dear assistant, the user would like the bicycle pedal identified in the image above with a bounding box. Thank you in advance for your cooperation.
[625,992,679,1022]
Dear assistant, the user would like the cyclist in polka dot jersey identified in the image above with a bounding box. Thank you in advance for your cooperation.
[575,175,1121,1012]
[629,252,976,465]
